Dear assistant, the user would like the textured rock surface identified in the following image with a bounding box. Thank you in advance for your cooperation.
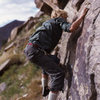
[57,0,100,100]
[34,0,52,15]
[38,0,100,100]
[34,0,68,15]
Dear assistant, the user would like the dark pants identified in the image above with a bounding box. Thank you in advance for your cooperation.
[24,44,65,91]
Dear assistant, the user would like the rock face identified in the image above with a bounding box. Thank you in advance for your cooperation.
[34,0,52,15]
[38,0,100,100]
[34,0,69,15]
[57,0,100,100]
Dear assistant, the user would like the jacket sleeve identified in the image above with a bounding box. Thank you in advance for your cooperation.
[56,17,71,32]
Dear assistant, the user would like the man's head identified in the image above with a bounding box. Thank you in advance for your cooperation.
[51,9,68,19]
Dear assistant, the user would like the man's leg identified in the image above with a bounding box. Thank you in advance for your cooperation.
[41,70,50,96]
[41,55,60,97]
[33,53,65,100]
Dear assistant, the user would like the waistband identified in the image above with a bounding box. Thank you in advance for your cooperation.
[27,42,48,55]
[28,43,40,49]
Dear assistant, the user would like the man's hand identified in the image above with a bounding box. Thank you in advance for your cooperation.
[70,7,89,32]
[80,7,89,18]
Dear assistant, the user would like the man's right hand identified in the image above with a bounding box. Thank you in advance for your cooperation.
[80,7,89,18]
[69,7,89,32]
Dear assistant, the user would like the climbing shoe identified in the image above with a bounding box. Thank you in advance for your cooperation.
[42,86,50,97]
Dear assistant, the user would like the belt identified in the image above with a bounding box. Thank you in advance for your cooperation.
[28,43,47,55]
[28,43,39,49]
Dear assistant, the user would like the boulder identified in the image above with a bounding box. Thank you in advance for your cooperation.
[8,17,39,42]
[4,42,15,52]
[0,82,6,93]
[34,0,52,15]
[0,59,11,74]
[34,0,69,15]
[8,25,24,42]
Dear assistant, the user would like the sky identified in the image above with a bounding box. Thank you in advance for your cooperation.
[0,0,39,27]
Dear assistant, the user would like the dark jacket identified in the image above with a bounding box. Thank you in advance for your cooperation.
[29,17,71,53]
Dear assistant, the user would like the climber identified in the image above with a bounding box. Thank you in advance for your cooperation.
[24,7,88,100]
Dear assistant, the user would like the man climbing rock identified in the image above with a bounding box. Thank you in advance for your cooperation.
[24,7,88,100]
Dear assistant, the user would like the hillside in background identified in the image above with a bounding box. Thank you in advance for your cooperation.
[0,20,24,49]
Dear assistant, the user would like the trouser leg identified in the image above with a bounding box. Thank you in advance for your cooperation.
[32,52,65,92]
[41,55,60,88]
[34,53,64,100]
[41,55,60,97]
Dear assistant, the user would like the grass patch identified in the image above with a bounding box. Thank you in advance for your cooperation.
[16,70,42,100]
[0,61,39,100]
[0,49,21,65]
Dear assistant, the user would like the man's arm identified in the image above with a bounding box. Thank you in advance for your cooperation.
[69,8,89,32]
